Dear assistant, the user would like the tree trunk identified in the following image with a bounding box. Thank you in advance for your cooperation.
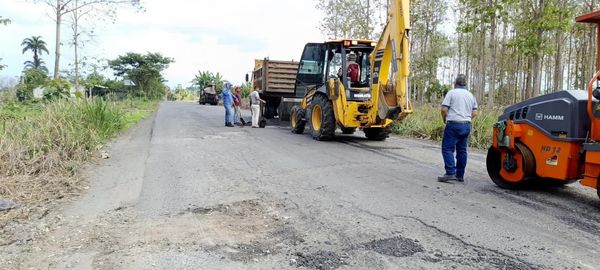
[477,26,487,103]
[73,0,80,92]
[53,0,62,79]
[566,34,573,89]
[487,0,498,106]
[552,32,562,92]
[525,58,533,99]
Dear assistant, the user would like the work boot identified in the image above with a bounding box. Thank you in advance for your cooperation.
[437,174,457,182]
[226,122,234,127]
[455,177,464,182]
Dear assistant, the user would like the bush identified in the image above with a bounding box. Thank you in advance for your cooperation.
[43,79,71,100]
[393,105,501,149]
[15,83,33,101]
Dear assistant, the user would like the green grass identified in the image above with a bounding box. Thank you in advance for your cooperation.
[393,105,501,149]
[0,98,156,216]
[0,98,157,176]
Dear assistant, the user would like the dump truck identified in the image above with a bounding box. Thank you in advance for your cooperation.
[199,85,218,105]
[250,59,300,121]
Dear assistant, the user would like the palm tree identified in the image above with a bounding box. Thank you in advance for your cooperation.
[192,70,214,90]
[21,36,49,72]
[213,72,225,94]
[24,59,49,73]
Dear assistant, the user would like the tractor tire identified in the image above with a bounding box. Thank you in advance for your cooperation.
[341,127,356,134]
[486,142,536,190]
[290,105,306,134]
[307,94,335,141]
[363,127,391,141]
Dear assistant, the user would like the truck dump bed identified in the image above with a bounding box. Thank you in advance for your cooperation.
[253,59,299,96]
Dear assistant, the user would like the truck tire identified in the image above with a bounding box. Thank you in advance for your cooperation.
[307,94,335,141]
[263,97,281,119]
[341,127,356,134]
[290,105,306,134]
[363,127,391,141]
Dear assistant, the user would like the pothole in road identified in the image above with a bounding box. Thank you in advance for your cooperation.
[178,199,304,262]
[293,250,348,270]
[361,236,424,257]
[183,199,260,215]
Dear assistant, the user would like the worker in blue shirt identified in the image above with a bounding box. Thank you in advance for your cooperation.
[222,82,235,127]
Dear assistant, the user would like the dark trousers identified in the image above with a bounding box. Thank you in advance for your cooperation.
[442,122,471,178]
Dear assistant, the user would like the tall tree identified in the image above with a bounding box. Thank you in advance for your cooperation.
[315,0,377,39]
[21,36,50,72]
[108,52,174,97]
[32,0,141,79]
[410,0,451,104]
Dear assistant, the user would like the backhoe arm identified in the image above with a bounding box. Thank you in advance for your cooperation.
[369,0,412,123]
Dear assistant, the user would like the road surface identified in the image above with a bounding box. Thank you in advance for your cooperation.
[2,101,600,270]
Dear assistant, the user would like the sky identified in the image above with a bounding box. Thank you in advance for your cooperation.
[0,0,325,88]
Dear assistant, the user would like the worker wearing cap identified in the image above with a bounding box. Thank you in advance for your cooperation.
[438,74,478,183]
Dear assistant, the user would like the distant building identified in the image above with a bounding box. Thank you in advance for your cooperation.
[33,86,44,98]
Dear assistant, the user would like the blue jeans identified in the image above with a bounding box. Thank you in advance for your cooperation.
[224,103,234,124]
[442,122,471,178]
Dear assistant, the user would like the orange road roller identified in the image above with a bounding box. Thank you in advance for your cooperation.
[487,10,600,199]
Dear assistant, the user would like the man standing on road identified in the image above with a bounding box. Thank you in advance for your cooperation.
[222,82,235,127]
[250,87,266,128]
[438,74,478,183]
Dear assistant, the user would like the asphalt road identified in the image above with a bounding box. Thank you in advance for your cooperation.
[4,101,600,270]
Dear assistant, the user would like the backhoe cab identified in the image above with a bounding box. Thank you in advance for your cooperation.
[290,0,412,141]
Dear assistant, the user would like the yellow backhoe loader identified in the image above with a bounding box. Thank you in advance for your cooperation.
[290,0,412,141]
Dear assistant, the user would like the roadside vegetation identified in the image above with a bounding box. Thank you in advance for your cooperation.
[393,105,501,150]
[0,35,171,221]
[0,98,157,220]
